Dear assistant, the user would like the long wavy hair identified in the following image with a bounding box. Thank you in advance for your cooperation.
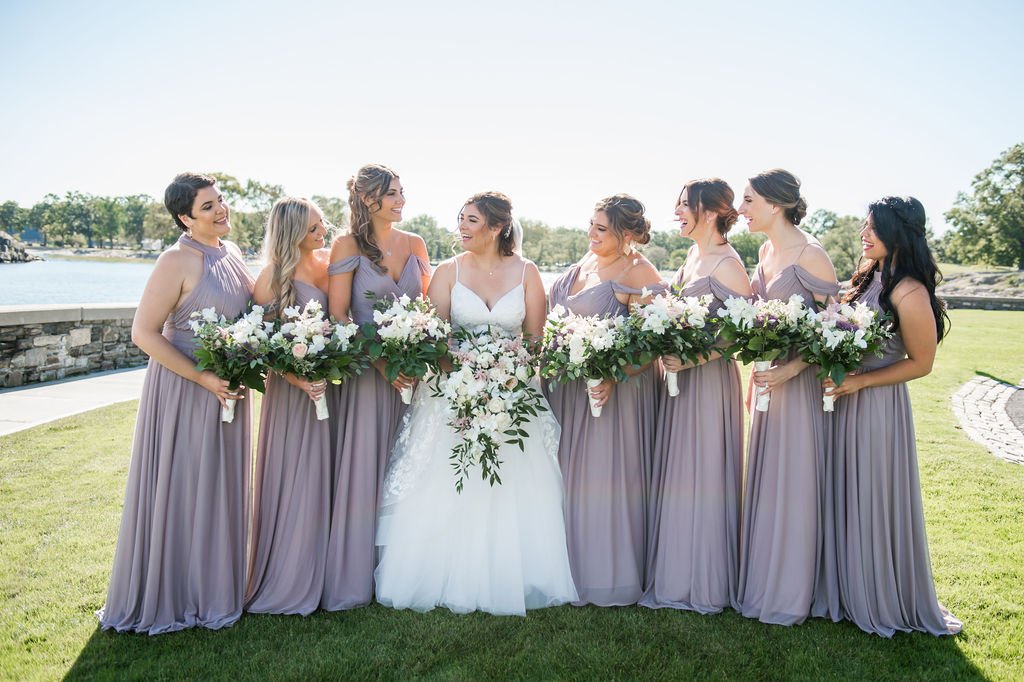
[262,196,321,312]
[347,164,399,273]
[845,196,949,341]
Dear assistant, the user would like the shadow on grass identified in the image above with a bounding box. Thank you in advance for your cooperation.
[973,370,1022,387]
[65,604,984,680]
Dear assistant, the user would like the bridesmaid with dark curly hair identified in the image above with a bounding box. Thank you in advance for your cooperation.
[824,196,962,637]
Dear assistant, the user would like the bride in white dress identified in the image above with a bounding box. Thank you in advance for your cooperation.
[374,192,578,615]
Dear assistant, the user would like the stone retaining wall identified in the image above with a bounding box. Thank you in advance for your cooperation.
[943,295,1024,311]
[0,304,146,388]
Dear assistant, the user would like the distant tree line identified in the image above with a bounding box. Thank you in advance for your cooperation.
[4,147,1020,272]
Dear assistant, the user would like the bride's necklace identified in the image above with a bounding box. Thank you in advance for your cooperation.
[470,253,501,276]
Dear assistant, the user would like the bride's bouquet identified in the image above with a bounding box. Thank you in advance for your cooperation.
[625,288,716,397]
[433,325,547,492]
[716,294,810,412]
[540,305,632,417]
[190,304,274,423]
[798,301,892,411]
[364,294,451,404]
[266,299,365,420]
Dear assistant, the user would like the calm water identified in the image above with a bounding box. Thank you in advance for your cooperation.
[0,258,564,306]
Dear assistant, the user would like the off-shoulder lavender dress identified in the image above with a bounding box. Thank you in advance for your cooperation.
[245,281,332,615]
[321,254,429,610]
[546,263,661,606]
[832,272,961,637]
[99,234,254,634]
[735,261,839,626]
[640,267,746,614]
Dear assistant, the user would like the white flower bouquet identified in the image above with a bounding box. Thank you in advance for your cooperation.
[540,305,632,417]
[189,304,274,423]
[716,294,811,412]
[625,289,716,397]
[267,299,365,420]
[363,294,451,404]
[432,325,547,492]
[798,301,892,411]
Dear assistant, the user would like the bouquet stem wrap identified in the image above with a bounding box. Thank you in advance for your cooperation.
[400,385,414,405]
[315,394,330,420]
[586,377,603,418]
[754,360,772,412]
[822,386,835,412]
[222,397,237,423]
[665,370,679,397]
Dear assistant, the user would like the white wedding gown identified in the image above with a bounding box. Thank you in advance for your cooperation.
[374,264,578,615]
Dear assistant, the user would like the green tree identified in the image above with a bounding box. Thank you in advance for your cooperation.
[92,196,125,248]
[729,229,766,271]
[122,194,153,247]
[644,245,669,270]
[945,142,1024,269]
[143,202,178,245]
[399,214,456,261]
[0,200,25,234]
[312,195,349,237]
[819,215,863,281]
[804,209,838,237]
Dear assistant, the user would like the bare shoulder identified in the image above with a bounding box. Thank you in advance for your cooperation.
[330,233,360,260]
[796,241,837,282]
[715,255,753,295]
[891,277,928,307]
[154,242,199,273]
[404,232,429,259]
[624,255,663,288]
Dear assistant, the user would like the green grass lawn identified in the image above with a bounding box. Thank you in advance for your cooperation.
[2,310,1023,681]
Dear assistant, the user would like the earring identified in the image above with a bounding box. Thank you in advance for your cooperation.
[186,226,193,239]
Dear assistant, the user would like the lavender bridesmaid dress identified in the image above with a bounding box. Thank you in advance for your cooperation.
[321,254,429,610]
[546,263,661,606]
[734,260,839,626]
[98,234,254,634]
[640,267,745,614]
[833,272,961,637]
[245,281,331,615]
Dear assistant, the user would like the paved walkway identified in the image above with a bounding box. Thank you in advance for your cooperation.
[0,367,146,437]
[951,376,1024,465]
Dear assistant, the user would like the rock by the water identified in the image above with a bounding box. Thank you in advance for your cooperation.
[0,231,40,263]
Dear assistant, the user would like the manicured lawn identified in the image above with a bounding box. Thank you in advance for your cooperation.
[2,310,1022,680]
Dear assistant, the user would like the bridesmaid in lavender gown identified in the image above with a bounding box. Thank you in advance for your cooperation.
[546,194,665,606]
[322,164,431,610]
[99,173,254,634]
[823,196,961,637]
[245,197,332,615]
[734,169,840,626]
[640,179,752,614]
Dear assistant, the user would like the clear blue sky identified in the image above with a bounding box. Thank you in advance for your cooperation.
[1,0,1021,235]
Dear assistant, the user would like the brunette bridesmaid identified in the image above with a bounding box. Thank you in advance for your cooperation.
[546,194,665,606]
[734,169,839,626]
[824,196,961,637]
[99,173,254,634]
[245,197,332,615]
[640,179,752,613]
[322,164,431,610]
